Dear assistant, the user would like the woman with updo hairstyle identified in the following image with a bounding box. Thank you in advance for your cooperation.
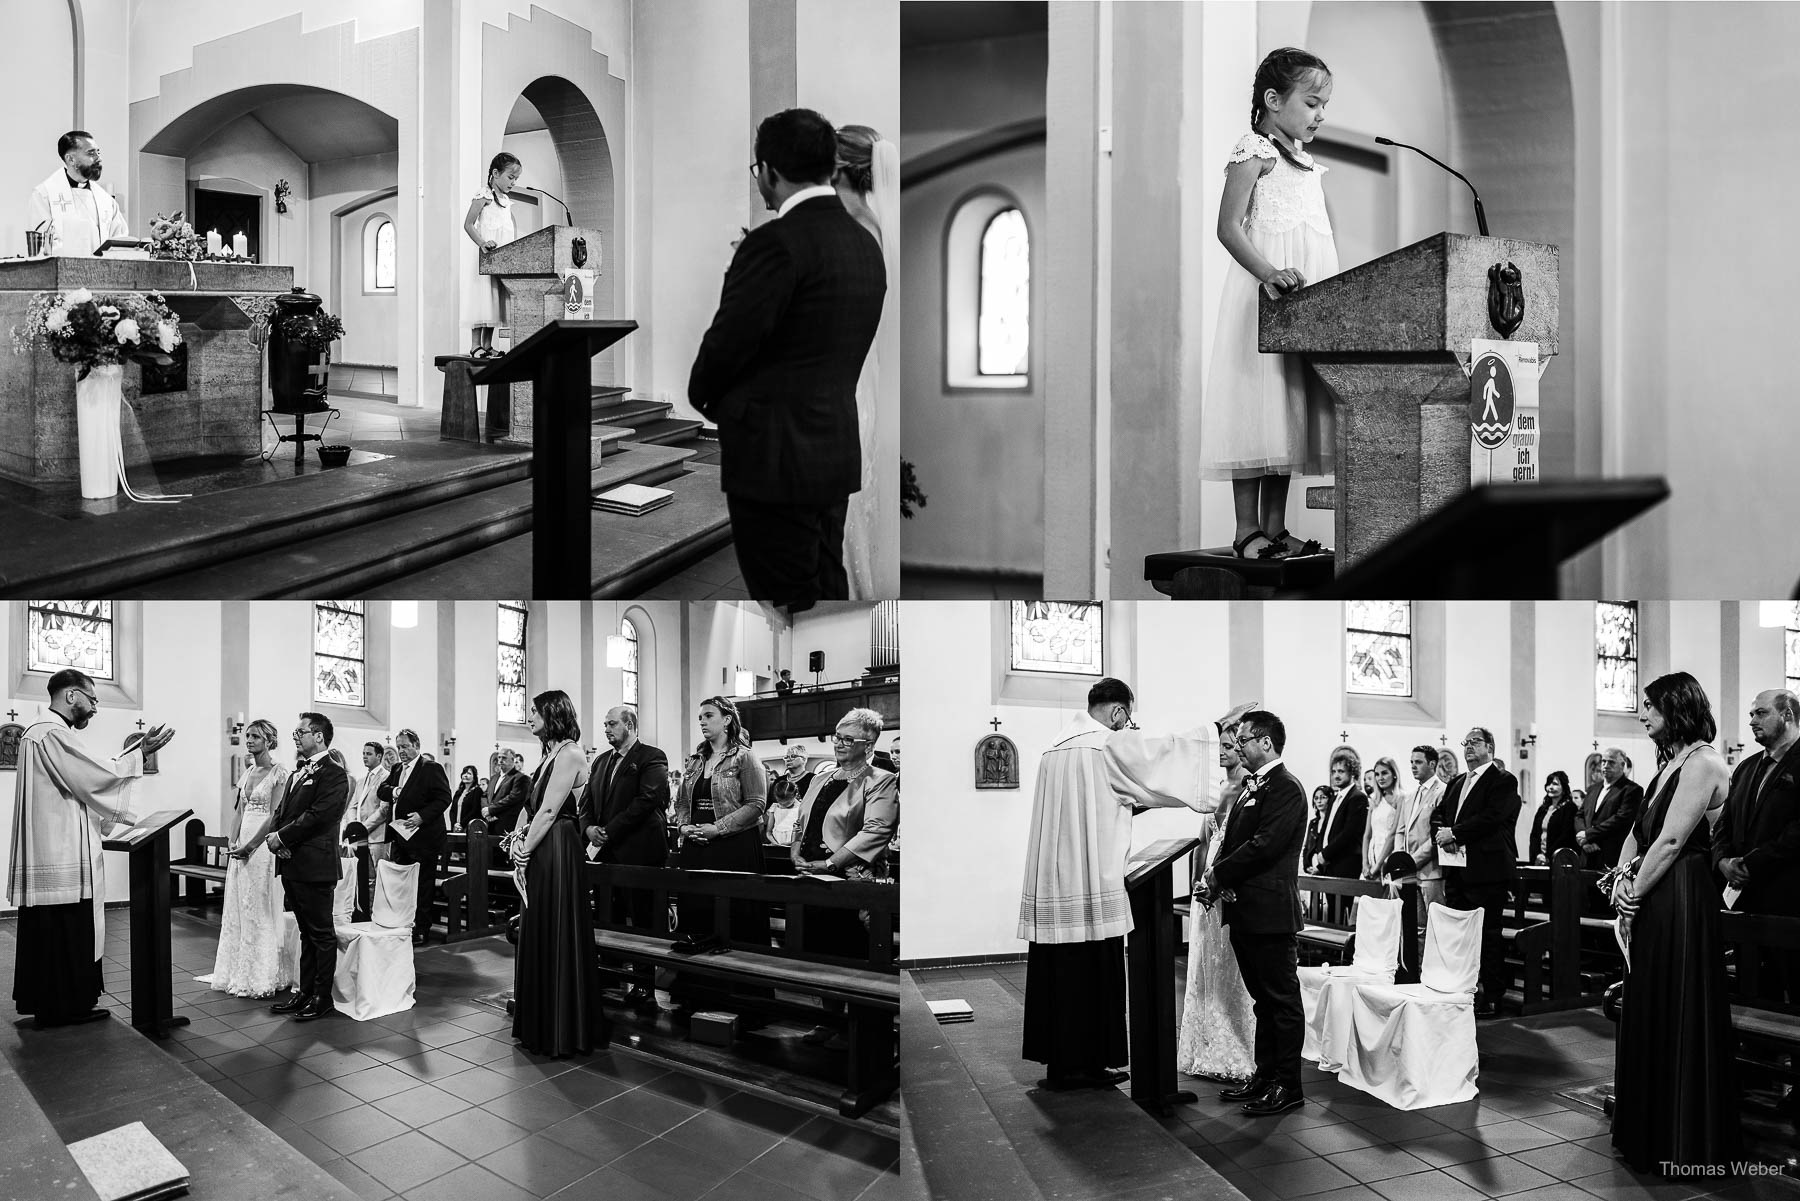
[211,719,293,997]
[831,122,899,599]
[1610,671,1737,1173]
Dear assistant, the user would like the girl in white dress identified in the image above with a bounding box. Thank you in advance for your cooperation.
[462,152,522,357]
[1176,703,1259,1083]
[211,719,291,997]
[1201,47,1339,561]
[833,124,900,600]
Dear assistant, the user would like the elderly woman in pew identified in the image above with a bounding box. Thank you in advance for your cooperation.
[673,696,770,948]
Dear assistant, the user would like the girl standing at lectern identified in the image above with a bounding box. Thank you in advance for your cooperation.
[1200,47,1340,561]
[461,151,522,358]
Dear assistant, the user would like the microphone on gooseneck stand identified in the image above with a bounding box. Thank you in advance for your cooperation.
[525,185,574,227]
[1375,136,1489,237]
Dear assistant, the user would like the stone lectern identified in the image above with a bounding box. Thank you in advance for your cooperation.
[0,259,292,487]
[1259,232,1559,569]
[480,226,605,446]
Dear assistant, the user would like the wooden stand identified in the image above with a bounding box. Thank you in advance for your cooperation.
[479,226,607,446]
[472,319,637,598]
[1125,836,1198,1115]
[102,807,195,1037]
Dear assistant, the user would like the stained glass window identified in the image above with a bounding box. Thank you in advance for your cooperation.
[1596,602,1639,713]
[1785,603,1800,695]
[1346,602,1412,697]
[499,601,529,724]
[978,208,1029,376]
[619,617,639,707]
[1009,602,1102,676]
[374,221,395,290]
[313,602,365,707]
[28,601,115,679]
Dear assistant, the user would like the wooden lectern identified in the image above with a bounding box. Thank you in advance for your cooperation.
[1258,232,1559,570]
[480,226,606,446]
[102,807,195,1037]
[1125,836,1199,1116]
[473,319,638,598]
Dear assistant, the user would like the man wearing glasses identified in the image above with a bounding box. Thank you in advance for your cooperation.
[8,669,174,1027]
[1430,728,1522,1018]
[265,713,349,1022]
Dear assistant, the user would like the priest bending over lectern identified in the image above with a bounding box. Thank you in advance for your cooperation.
[7,669,174,1027]
[1018,677,1212,1090]
[28,131,129,257]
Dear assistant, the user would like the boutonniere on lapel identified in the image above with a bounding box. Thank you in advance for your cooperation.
[1239,774,1262,807]
[291,760,319,790]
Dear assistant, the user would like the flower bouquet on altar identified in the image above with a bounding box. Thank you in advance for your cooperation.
[148,212,259,263]
[12,288,181,379]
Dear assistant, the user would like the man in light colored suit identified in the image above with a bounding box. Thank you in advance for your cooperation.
[344,740,390,922]
[1392,745,1447,981]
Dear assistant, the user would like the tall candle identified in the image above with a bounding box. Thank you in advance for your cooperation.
[206,229,222,255]
[231,232,247,257]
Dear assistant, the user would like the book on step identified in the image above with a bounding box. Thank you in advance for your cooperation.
[592,482,674,516]
[66,1121,189,1201]
[928,999,974,1024]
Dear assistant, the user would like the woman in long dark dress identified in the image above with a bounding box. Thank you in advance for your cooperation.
[1610,671,1738,1174]
[510,689,608,1056]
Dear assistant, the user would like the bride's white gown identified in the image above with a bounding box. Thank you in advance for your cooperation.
[211,763,295,997]
[843,138,899,600]
[1176,800,1259,1080]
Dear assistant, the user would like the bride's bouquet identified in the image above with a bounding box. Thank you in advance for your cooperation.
[499,827,528,907]
[1596,855,1641,968]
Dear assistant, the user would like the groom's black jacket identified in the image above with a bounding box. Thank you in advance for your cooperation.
[688,194,886,506]
[1211,762,1307,935]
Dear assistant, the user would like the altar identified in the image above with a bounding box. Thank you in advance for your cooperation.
[0,257,293,486]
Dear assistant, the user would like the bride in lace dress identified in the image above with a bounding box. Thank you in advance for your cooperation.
[1176,703,1260,1082]
[211,719,292,997]
[834,125,899,599]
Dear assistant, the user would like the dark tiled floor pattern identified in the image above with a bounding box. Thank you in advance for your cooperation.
[900,570,1042,600]
[915,961,1798,1201]
[65,911,898,1201]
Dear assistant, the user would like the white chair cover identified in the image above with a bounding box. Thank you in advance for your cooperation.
[1301,896,1403,1065]
[332,861,419,1021]
[1333,902,1484,1109]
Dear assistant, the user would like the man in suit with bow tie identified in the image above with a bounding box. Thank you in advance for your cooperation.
[1204,709,1309,1116]
[1715,690,1800,1003]
[1578,747,1642,870]
[380,729,451,944]
[582,706,671,1009]
[266,712,349,1022]
[1431,727,1521,1018]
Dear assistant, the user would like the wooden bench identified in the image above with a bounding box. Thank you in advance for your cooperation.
[167,820,227,905]
[441,820,517,940]
[1296,874,1389,961]
[1720,911,1800,1086]
[585,862,899,1118]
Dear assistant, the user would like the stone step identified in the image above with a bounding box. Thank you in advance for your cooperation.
[592,395,674,427]
[590,424,636,461]
[113,443,700,599]
[364,462,732,599]
[613,416,704,447]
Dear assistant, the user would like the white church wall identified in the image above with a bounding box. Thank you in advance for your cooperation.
[1734,604,1792,752]
[900,33,1047,163]
[497,128,560,244]
[797,0,899,154]
[686,601,783,713]
[790,606,879,687]
[1,2,81,259]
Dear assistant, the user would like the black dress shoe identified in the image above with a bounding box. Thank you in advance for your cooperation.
[270,993,306,1014]
[293,998,336,1022]
[1242,1084,1304,1116]
[1219,1075,1270,1103]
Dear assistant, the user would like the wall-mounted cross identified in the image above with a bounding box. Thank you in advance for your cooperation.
[1439,732,1449,748]
[989,717,1003,732]
[5,709,16,723]
[135,719,146,731]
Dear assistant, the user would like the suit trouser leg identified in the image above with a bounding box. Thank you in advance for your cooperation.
[1451,879,1510,1005]
[726,494,848,606]
[288,880,336,1001]
[411,846,441,934]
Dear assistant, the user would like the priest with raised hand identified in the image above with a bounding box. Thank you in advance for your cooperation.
[7,669,174,1027]
[1019,676,1213,1091]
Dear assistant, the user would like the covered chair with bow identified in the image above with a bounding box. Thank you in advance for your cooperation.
[332,859,419,1020]
[1300,895,1404,1067]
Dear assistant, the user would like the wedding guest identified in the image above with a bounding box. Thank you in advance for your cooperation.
[1529,771,1579,865]
[1362,757,1402,879]
[1611,672,1738,1174]
[1579,747,1642,869]
[346,741,390,922]
[765,745,812,846]
[1312,747,1366,878]
[212,720,289,997]
[450,765,485,832]
[1301,785,1332,921]
[1714,690,1800,1004]
[461,151,521,357]
[776,669,796,695]
[1391,745,1446,981]
[1431,727,1521,1017]
[1579,750,1606,820]
[380,729,451,944]
[674,697,769,946]
[581,705,670,1008]
[510,690,608,1056]
[486,749,530,833]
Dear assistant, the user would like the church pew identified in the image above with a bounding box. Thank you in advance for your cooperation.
[1294,873,1389,963]
[441,821,517,941]
[167,820,227,906]
[584,862,899,1118]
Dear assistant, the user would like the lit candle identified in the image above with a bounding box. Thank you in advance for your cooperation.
[231,232,248,257]
[206,229,222,255]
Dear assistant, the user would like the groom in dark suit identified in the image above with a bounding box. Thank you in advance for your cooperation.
[380,729,452,944]
[1432,727,1522,1017]
[1205,709,1309,1116]
[689,107,887,609]
[582,705,671,1008]
[266,712,349,1022]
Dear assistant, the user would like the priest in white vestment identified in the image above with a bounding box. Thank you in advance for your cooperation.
[1018,677,1214,1089]
[27,132,130,257]
[7,669,173,1026]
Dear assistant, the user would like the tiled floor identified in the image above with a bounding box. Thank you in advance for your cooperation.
[900,570,1042,599]
[23,910,899,1201]
[914,961,1798,1201]
[330,365,402,401]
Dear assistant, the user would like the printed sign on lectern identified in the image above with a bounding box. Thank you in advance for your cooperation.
[1469,338,1541,485]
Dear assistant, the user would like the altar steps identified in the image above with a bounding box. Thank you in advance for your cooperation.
[108,441,714,599]
[591,387,707,448]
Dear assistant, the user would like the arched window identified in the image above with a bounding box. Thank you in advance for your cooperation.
[1595,602,1639,713]
[1346,602,1412,697]
[978,208,1030,377]
[498,601,529,724]
[313,602,366,707]
[619,618,639,706]
[362,213,395,293]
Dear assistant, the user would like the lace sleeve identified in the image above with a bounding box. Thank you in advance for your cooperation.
[1227,133,1278,169]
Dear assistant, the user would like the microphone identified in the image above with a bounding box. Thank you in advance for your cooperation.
[525,185,573,227]
[1375,136,1489,237]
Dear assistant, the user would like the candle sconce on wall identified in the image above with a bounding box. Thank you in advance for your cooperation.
[442,730,457,758]
[228,713,245,746]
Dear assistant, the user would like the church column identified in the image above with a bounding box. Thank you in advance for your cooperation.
[420,0,461,406]
[1042,1,1104,600]
[221,601,250,806]
[748,0,798,227]
[436,603,456,765]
